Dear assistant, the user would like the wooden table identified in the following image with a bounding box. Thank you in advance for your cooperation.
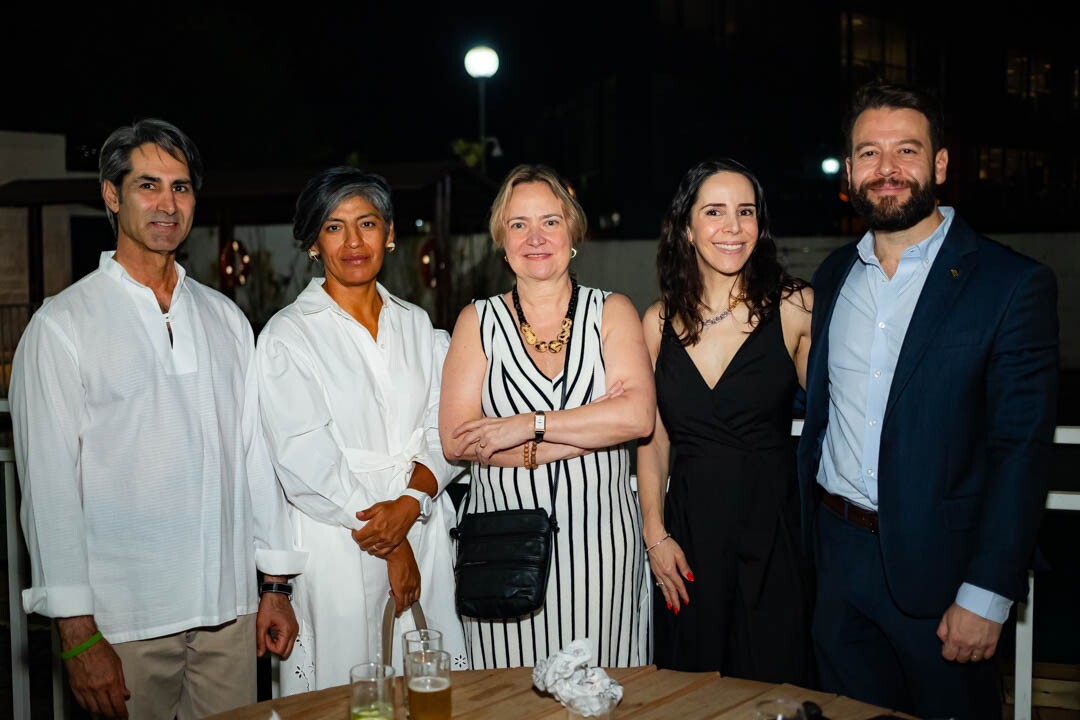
[207,666,918,719]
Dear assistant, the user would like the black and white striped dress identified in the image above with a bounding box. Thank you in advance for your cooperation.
[462,286,650,668]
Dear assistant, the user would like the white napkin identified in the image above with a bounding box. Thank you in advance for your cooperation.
[532,639,623,715]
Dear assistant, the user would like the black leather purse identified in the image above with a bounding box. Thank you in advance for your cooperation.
[450,505,558,619]
[450,316,572,621]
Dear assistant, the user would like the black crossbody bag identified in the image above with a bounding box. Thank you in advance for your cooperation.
[450,328,572,620]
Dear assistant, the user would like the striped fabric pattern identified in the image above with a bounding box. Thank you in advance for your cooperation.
[461,286,650,668]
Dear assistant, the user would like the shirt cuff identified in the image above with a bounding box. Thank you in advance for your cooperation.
[22,584,95,618]
[955,583,1013,624]
[255,548,308,577]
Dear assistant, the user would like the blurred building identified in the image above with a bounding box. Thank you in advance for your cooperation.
[517,1,1080,239]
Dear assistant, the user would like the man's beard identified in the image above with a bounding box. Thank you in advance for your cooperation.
[850,176,938,232]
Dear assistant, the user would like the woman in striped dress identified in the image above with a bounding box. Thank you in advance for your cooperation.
[440,164,656,668]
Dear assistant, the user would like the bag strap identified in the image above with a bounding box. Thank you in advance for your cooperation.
[457,283,579,525]
[381,595,428,663]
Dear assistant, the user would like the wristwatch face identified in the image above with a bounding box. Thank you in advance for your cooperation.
[534,412,546,436]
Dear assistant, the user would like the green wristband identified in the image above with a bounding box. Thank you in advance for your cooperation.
[61,630,103,660]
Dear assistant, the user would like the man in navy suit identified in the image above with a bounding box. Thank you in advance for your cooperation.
[797,80,1058,719]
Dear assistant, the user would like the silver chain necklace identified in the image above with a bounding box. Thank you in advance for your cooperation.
[701,295,745,327]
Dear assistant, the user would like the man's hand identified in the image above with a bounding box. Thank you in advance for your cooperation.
[353,497,421,558]
[58,616,130,718]
[256,581,299,659]
[386,540,421,614]
[937,602,1003,663]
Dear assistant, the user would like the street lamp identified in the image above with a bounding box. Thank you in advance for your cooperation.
[464,45,499,175]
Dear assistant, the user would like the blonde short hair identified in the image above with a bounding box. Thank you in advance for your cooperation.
[488,164,587,248]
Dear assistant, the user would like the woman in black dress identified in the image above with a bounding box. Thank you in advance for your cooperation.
[637,159,814,682]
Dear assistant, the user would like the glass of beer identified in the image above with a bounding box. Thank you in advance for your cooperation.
[405,649,451,720]
[348,662,395,720]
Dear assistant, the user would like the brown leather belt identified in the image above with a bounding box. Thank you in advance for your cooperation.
[821,491,879,534]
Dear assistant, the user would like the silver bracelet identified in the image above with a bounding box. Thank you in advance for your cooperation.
[645,533,672,552]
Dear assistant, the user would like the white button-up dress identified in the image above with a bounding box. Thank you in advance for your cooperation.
[256,279,467,692]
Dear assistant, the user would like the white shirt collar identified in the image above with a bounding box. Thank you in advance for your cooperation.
[294,278,408,316]
[98,250,189,295]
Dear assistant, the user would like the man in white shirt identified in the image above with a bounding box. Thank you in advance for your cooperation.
[10,118,306,719]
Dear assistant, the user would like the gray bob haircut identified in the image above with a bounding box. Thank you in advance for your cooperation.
[98,118,203,236]
[292,167,395,251]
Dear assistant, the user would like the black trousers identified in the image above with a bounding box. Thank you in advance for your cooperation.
[812,504,1001,720]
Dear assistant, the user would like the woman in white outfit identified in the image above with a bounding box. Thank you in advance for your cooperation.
[256,167,467,693]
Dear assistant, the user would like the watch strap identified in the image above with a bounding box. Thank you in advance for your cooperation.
[259,581,293,600]
[400,488,432,519]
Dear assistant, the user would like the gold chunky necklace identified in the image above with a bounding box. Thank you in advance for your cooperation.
[512,276,580,353]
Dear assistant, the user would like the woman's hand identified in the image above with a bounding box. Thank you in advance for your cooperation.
[450,414,532,464]
[352,497,420,558]
[648,534,694,613]
[386,540,421,614]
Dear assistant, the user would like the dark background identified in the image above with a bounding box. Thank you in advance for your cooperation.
[1,5,1078,713]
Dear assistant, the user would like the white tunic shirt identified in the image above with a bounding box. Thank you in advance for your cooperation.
[256,279,467,691]
[9,252,306,644]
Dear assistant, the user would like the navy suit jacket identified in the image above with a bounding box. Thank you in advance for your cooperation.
[797,213,1059,617]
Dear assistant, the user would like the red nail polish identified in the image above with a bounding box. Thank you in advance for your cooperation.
[666,601,672,610]
[674,607,680,615]
[685,598,690,606]
[687,571,695,582]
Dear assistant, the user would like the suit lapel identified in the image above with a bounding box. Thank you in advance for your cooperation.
[806,244,859,423]
[883,216,979,423]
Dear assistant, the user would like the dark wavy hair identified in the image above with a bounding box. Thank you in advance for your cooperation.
[658,158,807,346]
[844,79,944,157]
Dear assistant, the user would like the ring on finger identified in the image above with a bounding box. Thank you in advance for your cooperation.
[656,581,665,587]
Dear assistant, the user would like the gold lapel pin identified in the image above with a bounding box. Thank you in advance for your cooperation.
[950,268,960,278]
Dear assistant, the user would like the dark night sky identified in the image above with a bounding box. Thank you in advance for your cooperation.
[4,3,628,171]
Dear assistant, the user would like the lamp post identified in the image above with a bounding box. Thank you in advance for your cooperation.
[464,45,499,175]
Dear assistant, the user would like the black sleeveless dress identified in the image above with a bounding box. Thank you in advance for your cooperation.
[652,306,812,684]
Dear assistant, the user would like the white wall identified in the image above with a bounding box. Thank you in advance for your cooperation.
[0,130,99,304]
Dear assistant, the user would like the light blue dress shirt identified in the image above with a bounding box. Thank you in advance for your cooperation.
[817,207,1012,623]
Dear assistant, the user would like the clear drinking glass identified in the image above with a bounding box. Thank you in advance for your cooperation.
[405,649,452,720]
[402,628,443,658]
[566,694,617,719]
[348,662,395,720]
[753,698,808,720]
[401,629,442,710]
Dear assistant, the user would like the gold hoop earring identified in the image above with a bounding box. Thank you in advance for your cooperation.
[386,242,396,253]
[570,247,578,259]
[307,248,319,262]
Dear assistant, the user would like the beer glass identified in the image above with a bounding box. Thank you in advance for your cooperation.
[405,649,452,720]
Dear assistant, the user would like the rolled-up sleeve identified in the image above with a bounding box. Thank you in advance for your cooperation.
[414,328,456,494]
[240,327,307,576]
[255,331,376,530]
[10,314,95,617]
